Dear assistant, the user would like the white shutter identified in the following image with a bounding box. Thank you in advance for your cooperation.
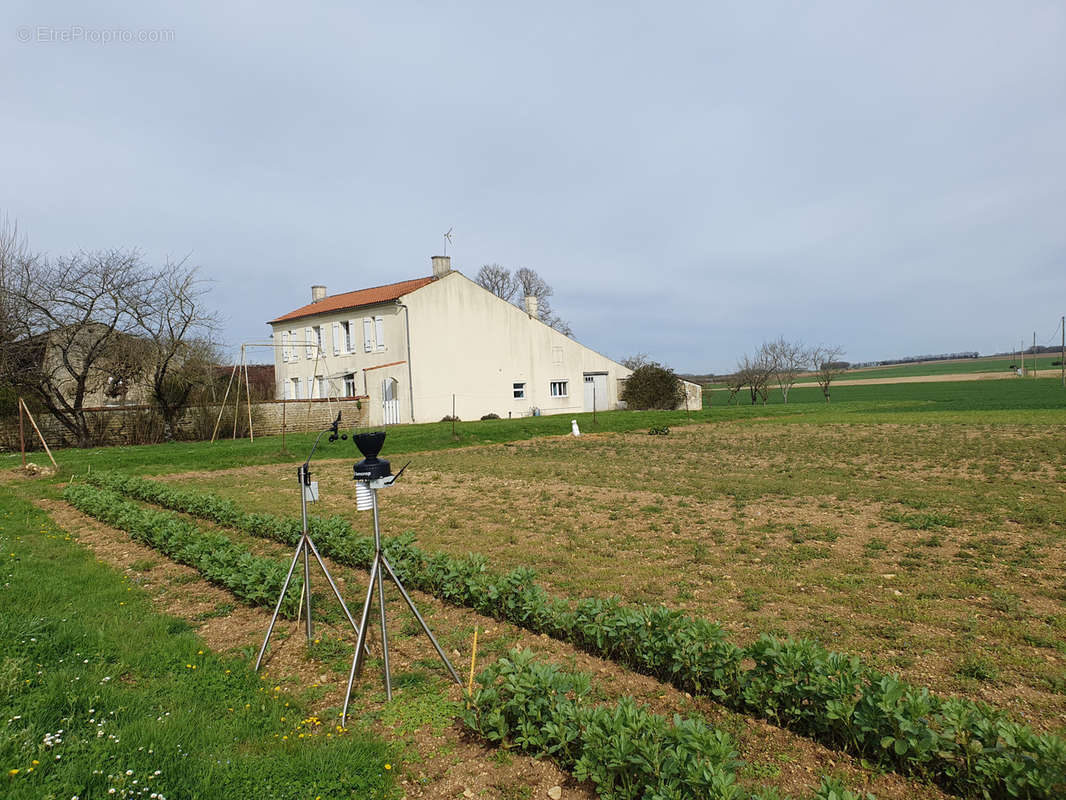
[305,327,314,358]
[281,331,289,362]
[348,319,357,352]
[292,378,301,400]
[332,322,341,355]
[374,316,385,352]
[363,318,373,352]
[306,377,314,398]
[283,379,291,400]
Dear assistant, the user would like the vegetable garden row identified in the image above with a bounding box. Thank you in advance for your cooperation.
[67,473,1066,799]
[63,480,865,800]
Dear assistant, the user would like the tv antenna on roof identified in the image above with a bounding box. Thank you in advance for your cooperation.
[443,227,453,256]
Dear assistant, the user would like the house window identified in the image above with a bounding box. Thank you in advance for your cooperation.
[342,321,353,352]
[344,373,357,397]
[374,316,385,352]
[313,326,323,351]
[291,377,301,400]
[550,380,568,398]
[317,376,328,398]
[513,382,525,399]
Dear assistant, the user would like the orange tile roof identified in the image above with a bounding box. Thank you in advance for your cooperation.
[268,276,436,324]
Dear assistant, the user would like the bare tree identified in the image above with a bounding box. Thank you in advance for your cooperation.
[764,337,809,404]
[735,350,776,405]
[3,246,155,446]
[0,217,31,383]
[620,353,650,370]
[810,345,846,402]
[130,260,219,436]
[474,264,518,302]
[475,264,573,336]
[725,370,745,405]
[1,221,219,446]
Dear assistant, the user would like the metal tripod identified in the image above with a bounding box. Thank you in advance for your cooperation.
[341,479,461,725]
[255,462,363,671]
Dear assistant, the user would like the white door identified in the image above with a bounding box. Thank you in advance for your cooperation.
[382,378,400,425]
[583,373,608,412]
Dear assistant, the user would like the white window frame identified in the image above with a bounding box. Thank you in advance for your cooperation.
[550,380,568,398]
[344,320,354,353]
[291,377,301,400]
[374,316,385,352]
[283,379,292,400]
[317,375,328,399]
[305,327,314,359]
[281,330,290,363]
[363,318,373,352]
[344,373,357,397]
[513,382,525,399]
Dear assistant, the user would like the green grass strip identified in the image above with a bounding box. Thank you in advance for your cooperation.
[0,486,394,800]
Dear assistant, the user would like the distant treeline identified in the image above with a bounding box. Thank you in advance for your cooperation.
[995,345,1065,356]
[849,352,979,369]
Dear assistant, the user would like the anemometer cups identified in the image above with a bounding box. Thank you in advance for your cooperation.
[353,431,391,510]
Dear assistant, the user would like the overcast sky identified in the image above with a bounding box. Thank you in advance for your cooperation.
[3,1,1064,373]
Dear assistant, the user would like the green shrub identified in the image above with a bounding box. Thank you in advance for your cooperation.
[621,363,685,410]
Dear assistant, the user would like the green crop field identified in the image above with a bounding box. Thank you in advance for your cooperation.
[702,353,1064,385]
[4,378,1066,800]
[835,353,1063,381]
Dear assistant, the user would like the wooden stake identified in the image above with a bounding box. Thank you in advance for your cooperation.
[211,361,240,442]
[232,347,242,440]
[466,625,479,699]
[282,396,287,452]
[20,398,57,468]
[18,396,26,467]
[243,347,254,442]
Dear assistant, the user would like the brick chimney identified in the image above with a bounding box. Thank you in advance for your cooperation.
[311,285,327,303]
[431,255,451,277]
[524,295,539,318]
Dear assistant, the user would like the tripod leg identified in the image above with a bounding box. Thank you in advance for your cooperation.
[380,555,462,685]
[303,542,313,641]
[378,562,392,701]
[255,538,305,672]
[305,536,362,636]
[342,555,380,726]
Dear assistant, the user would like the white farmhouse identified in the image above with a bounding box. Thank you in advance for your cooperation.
[268,256,645,427]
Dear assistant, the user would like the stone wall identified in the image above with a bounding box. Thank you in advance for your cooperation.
[1,397,369,451]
